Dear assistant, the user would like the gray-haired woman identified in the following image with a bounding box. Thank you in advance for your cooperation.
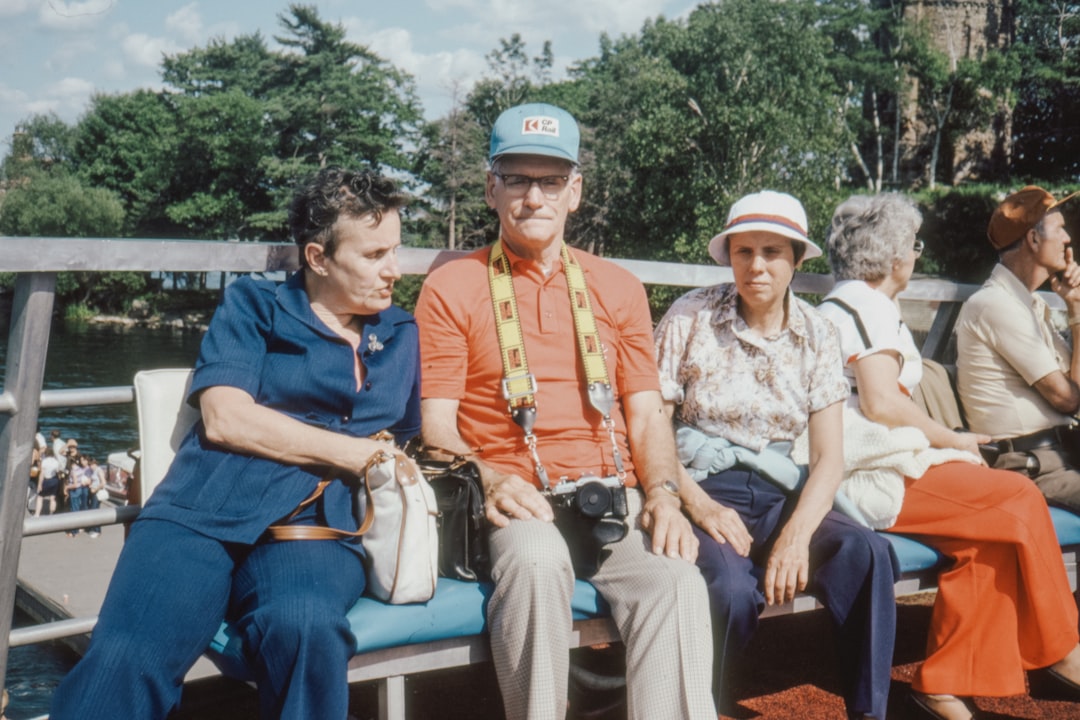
[819,193,1080,720]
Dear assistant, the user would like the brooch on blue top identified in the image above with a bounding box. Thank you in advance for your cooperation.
[367,333,384,354]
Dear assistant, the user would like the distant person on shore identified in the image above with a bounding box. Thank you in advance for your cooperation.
[35,445,59,517]
[84,456,105,537]
[49,430,65,473]
[63,450,87,536]
[28,444,41,515]
[51,167,421,720]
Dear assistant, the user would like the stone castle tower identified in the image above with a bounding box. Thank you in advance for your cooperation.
[895,0,1015,185]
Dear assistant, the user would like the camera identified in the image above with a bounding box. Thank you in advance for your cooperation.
[547,474,629,577]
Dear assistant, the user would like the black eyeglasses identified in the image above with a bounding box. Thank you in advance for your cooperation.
[913,239,925,256]
[493,172,570,199]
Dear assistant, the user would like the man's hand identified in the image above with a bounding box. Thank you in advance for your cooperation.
[640,489,699,562]
[685,496,753,557]
[763,527,810,606]
[1051,247,1080,305]
[482,468,554,528]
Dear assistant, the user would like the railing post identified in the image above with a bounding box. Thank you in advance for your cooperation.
[921,300,963,362]
[0,272,57,694]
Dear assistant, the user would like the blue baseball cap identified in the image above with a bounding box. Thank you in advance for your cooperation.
[489,103,579,164]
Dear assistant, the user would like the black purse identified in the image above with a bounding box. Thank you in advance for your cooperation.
[415,455,490,582]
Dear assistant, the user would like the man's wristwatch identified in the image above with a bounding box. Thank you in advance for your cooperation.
[655,479,680,497]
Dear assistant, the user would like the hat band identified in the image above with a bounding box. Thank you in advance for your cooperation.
[724,213,807,238]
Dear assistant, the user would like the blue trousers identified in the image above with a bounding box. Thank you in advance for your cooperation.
[696,469,897,719]
[67,486,87,513]
[50,518,366,720]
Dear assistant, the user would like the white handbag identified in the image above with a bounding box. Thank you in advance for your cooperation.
[361,451,440,604]
[264,445,440,605]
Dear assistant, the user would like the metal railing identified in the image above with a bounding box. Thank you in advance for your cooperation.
[0,236,999,699]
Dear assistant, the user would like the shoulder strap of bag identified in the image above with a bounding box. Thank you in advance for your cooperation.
[264,452,384,542]
[821,297,872,350]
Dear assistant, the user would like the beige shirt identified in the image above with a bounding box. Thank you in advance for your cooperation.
[955,263,1074,438]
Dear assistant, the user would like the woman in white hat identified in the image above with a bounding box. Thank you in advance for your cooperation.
[654,191,896,719]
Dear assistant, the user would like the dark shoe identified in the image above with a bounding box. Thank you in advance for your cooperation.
[909,691,974,720]
[1029,666,1080,702]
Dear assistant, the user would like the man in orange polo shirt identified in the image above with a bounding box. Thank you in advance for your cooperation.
[415,103,715,720]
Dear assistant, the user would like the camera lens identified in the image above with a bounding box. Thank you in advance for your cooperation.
[576,481,612,518]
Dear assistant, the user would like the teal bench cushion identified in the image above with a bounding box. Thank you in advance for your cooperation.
[207,577,610,681]
[879,506,1080,576]
[878,532,943,575]
[1051,506,1080,546]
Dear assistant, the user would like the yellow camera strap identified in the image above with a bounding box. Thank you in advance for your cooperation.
[487,241,626,488]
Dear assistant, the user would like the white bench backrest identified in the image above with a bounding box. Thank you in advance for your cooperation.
[134,369,200,500]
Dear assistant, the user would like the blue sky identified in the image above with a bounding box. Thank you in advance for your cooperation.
[0,0,699,152]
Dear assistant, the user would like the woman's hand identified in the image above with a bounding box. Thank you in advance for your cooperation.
[947,430,990,465]
[764,528,810,605]
[685,495,752,557]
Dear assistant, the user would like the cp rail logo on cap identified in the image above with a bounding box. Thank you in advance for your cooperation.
[522,116,560,137]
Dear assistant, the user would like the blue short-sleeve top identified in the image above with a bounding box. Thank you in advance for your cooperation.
[138,272,421,544]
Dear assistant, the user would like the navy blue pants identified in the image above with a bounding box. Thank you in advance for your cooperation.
[50,518,366,720]
[696,469,897,719]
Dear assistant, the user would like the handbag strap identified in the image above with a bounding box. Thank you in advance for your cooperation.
[820,297,872,349]
[264,451,385,542]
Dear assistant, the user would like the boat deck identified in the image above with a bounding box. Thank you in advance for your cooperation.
[15,519,1080,719]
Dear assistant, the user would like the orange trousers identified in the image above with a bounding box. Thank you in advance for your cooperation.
[890,461,1079,697]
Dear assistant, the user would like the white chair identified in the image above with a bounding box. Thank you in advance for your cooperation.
[133,369,199,502]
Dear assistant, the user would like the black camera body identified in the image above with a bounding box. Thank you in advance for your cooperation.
[547,474,629,577]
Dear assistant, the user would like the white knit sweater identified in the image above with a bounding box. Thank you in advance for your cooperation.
[792,407,979,530]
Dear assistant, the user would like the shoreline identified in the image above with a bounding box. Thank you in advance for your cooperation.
[86,311,211,332]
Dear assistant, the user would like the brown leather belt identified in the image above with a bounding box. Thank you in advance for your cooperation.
[996,425,1074,454]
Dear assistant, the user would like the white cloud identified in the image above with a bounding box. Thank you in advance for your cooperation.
[102,58,124,80]
[5,76,95,123]
[123,32,180,69]
[44,35,98,73]
[345,21,487,119]
[0,83,29,110]
[37,0,115,31]
[432,0,671,37]
[165,2,202,44]
[0,0,34,18]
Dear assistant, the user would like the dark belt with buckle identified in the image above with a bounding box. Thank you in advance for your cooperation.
[996,425,1074,454]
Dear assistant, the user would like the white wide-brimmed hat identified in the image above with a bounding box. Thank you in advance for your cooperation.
[708,190,822,266]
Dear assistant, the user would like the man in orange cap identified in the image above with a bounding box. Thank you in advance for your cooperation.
[955,186,1080,511]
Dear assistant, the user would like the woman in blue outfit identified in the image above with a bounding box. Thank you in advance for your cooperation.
[51,168,421,720]
[654,191,897,719]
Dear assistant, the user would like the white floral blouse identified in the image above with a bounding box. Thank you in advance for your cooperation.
[654,283,849,452]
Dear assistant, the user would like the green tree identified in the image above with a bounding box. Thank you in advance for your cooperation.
[72,89,182,236]
[166,90,275,239]
[419,34,567,251]
[0,169,146,313]
[161,4,424,236]
[414,86,490,250]
[1011,0,1080,181]
[578,0,848,268]
[1,113,78,181]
